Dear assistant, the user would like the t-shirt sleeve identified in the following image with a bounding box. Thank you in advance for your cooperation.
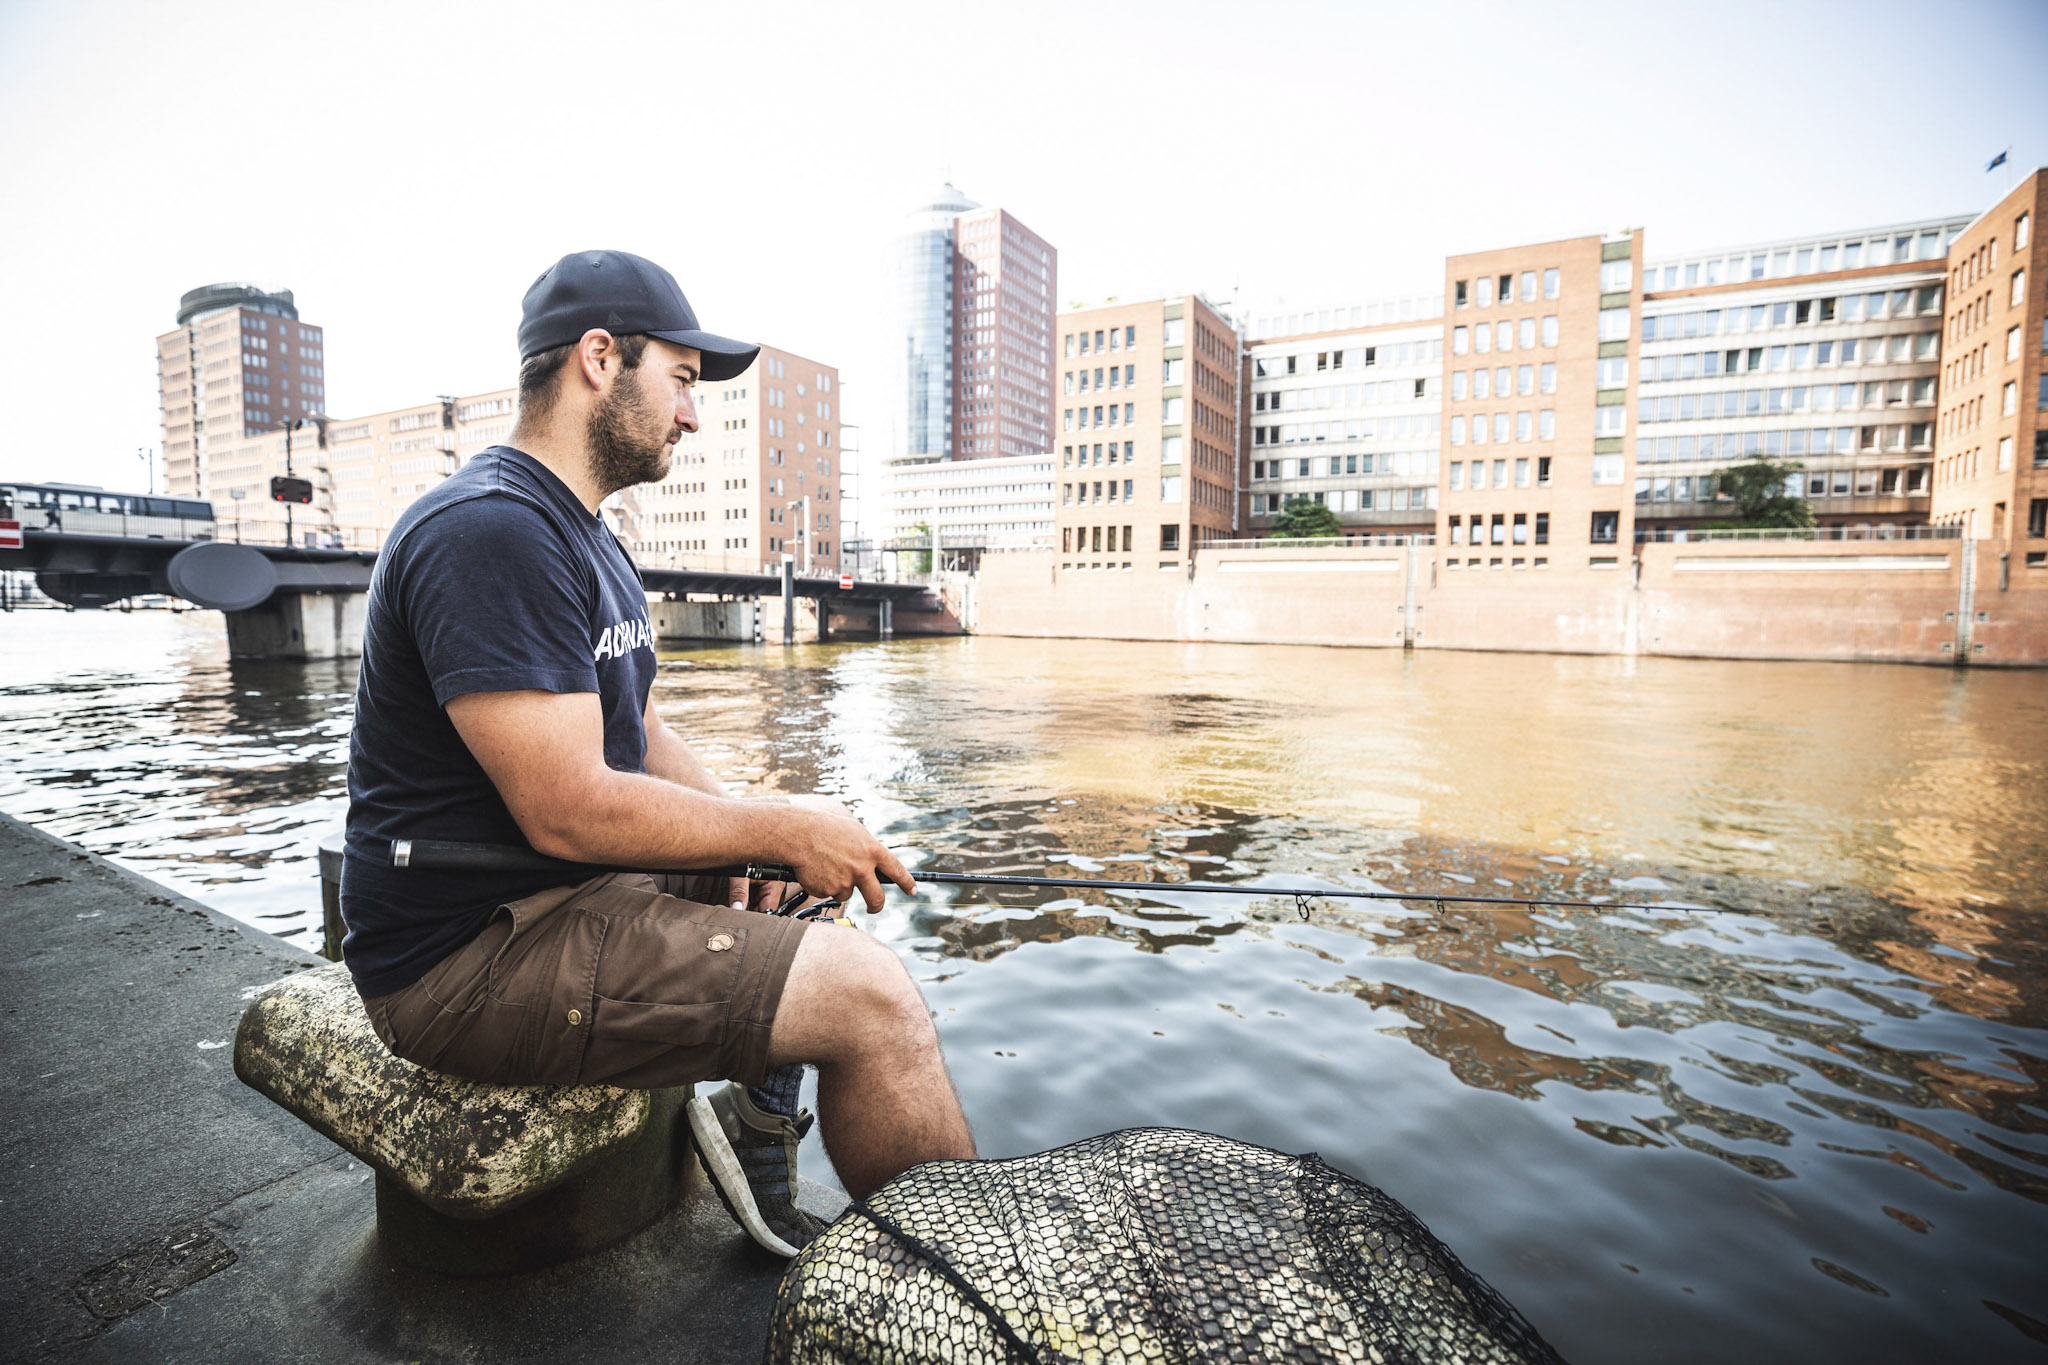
[394,494,600,705]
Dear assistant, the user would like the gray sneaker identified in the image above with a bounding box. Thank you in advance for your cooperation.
[686,1082,828,1257]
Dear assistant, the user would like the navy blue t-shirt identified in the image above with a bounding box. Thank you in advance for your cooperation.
[340,447,657,997]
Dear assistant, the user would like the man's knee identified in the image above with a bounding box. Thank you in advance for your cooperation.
[772,926,933,1065]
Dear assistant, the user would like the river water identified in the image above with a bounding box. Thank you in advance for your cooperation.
[2,609,2044,1363]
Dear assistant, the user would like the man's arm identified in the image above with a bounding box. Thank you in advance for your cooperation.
[445,688,913,911]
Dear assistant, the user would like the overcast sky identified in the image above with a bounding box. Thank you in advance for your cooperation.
[2,0,2044,497]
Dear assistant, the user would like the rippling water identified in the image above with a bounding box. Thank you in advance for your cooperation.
[3,609,2045,1362]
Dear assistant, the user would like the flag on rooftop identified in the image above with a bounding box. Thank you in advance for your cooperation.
[1986,149,2008,172]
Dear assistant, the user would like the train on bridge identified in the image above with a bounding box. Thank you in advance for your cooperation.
[1,482,217,541]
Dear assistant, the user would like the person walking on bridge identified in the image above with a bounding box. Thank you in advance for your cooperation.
[338,249,975,1255]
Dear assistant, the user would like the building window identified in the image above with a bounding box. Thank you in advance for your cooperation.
[1590,510,1619,543]
[2000,436,2014,471]
[1452,326,1469,356]
[1160,524,1180,552]
[1595,405,1627,436]
[1449,515,1463,545]
[1161,476,1182,503]
[1534,512,1549,544]
[1541,316,1559,347]
[1455,280,1469,308]
[1598,308,1631,341]
[2005,381,2019,416]
[2030,499,2046,538]
[1592,454,1623,485]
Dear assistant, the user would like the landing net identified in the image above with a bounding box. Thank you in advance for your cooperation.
[767,1127,1566,1365]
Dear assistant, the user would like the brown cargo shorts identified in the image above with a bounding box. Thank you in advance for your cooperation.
[360,872,812,1090]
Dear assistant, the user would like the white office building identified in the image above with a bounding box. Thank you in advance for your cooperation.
[1633,214,1974,527]
[1243,294,1446,533]
[882,451,1056,549]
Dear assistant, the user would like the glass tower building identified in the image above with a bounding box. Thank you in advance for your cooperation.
[882,183,980,461]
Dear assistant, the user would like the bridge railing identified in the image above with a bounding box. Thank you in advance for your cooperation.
[629,548,907,583]
[220,523,389,551]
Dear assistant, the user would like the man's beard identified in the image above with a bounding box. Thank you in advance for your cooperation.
[586,370,672,496]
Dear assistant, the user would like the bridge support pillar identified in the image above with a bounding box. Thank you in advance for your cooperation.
[225,591,366,660]
[880,599,893,639]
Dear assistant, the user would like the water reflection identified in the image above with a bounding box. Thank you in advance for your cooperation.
[3,618,2046,1361]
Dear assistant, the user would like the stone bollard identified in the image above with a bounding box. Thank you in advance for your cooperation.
[237,963,697,1275]
[318,830,346,963]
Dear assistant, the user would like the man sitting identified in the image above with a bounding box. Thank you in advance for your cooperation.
[339,250,974,1255]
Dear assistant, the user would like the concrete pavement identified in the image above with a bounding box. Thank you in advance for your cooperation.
[0,812,836,1364]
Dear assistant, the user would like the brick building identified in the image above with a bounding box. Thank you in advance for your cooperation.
[1054,295,1240,571]
[614,344,844,575]
[1930,169,2047,557]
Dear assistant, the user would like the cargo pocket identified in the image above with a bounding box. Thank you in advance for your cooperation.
[583,997,728,1088]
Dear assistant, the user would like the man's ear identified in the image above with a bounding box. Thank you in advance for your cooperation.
[575,330,616,391]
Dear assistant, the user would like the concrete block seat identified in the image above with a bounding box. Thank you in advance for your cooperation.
[235,962,697,1275]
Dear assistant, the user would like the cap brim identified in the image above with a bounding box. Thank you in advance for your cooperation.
[649,329,760,382]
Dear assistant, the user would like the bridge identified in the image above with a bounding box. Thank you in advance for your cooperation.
[1,528,943,658]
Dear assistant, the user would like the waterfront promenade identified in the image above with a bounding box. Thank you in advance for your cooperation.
[0,812,835,1365]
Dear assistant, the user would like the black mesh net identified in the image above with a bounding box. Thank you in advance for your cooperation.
[767,1127,1566,1365]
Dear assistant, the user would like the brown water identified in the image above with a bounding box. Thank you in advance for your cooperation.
[3,611,2045,1362]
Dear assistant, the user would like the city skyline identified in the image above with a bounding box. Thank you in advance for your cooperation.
[3,0,2043,497]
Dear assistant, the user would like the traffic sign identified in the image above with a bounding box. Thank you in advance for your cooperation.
[0,520,20,550]
[838,573,853,590]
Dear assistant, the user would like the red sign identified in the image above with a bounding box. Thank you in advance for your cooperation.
[838,573,853,590]
[0,520,20,551]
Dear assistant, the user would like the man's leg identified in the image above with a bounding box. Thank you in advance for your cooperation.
[765,924,974,1200]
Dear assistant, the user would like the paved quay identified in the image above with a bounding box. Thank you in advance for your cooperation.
[0,812,840,1364]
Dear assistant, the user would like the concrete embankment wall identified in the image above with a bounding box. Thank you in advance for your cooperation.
[971,541,2048,666]
[651,595,966,644]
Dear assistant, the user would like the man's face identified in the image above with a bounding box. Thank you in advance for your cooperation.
[586,338,701,494]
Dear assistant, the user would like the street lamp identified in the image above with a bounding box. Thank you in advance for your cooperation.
[136,446,155,495]
[785,496,811,576]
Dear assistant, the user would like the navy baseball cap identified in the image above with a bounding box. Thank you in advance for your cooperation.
[518,250,760,382]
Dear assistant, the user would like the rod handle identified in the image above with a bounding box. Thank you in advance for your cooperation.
[390,838,796,884]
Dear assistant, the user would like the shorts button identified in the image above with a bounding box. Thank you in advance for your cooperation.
[566,1008,583,1025]
[707,933,734,952]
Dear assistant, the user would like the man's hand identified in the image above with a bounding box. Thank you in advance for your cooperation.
[779,795,914,914]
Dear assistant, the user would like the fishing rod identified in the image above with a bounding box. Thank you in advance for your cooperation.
[390,838,1687,917]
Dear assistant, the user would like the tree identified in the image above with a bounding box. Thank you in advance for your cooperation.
[906,521,932,574]
[1271,496,1343,539]
[1716,458,1815,529]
